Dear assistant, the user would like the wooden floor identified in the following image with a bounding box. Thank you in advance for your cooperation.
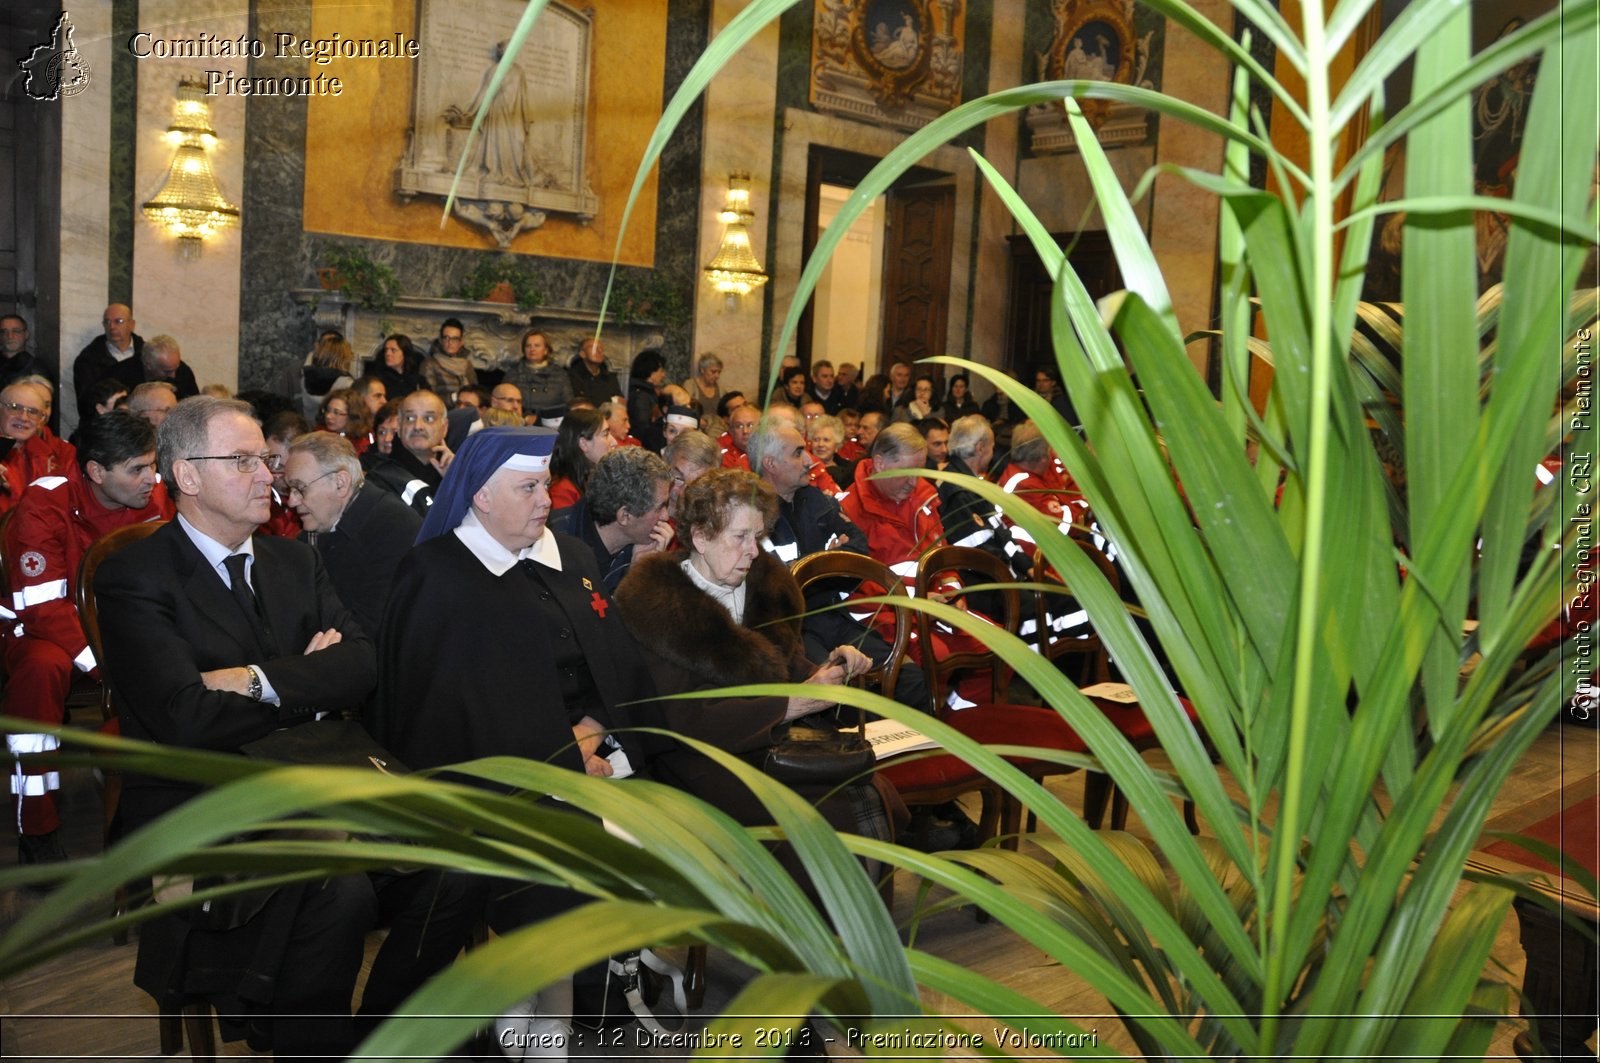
[2,720,1595,1061]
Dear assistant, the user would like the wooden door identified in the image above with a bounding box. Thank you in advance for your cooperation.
[879,184,954,380]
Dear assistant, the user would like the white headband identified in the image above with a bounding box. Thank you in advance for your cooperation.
[499,452,550,473]
[665,412,698,428]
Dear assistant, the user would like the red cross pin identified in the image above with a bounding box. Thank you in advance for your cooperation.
[589,591,608,618]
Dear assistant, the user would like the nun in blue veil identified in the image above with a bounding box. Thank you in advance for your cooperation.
[370,427,664,1055]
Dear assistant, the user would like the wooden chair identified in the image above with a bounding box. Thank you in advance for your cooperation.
[912,545,1091,847]
[75,522,210,1058]
[1031,536,1201,833]
[789,550,1004,896]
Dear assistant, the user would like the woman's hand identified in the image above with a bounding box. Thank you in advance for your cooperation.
[782,650,866,721]
[829,645,873,679]
[573,716,614,777]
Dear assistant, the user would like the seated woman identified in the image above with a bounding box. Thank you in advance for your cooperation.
[371,426,663,1051]
[615,468,900,884]
[318,387,371,455]
[548,407,615,511]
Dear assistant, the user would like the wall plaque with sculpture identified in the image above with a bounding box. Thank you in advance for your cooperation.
[1025,0,1160,154]
[810,0,965,132]
[394,0,600,248]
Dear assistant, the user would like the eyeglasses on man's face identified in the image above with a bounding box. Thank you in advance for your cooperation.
[0,327,27,337]
[285,469,338,498]
[2,401,45,420]
[103,317,129,326]
[188,452,284,474]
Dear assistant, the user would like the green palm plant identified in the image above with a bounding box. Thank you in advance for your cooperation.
[4,0,1596,1058]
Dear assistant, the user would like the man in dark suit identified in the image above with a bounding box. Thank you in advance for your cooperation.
[94,396,474,1059]
[107,333,200,400]
[73,304,144,422]
[284,429,420,639]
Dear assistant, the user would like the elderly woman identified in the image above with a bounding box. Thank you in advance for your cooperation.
[683,351,723,411]
[615,469,899,877]
[371,426,663,1054]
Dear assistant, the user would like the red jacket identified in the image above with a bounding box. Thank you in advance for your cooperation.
[4,474,173,676]
[550,476,583,510]
[999,462,1089,559]
[258,490,303,539]
[0,434,77,515]
[840,458,944,572]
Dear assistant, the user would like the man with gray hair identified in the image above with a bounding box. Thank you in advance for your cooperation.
[127,381,179,426]
[555,445,673,589]
[662,428,720,504]
[285,430,422,639]
[94,395,476,1057]
[941,413,1030,573]
[110,332,199,399]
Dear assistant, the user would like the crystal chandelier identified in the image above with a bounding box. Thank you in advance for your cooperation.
[142,77,239,258]
[704,172,769,297]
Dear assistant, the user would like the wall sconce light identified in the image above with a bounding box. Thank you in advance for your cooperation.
[704,171,769,298]
[141,77,239,259]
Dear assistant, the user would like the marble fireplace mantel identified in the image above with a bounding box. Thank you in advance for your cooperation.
[290,290,666,375]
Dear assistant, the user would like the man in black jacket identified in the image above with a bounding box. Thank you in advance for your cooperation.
[748,415,931,713]
[284,430,421,639]
[366,389,451,516]
[73,303,143,420]
[95,396,474,1058]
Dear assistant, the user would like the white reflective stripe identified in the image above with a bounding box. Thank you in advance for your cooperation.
[13,579,67,610]
[1051,609,1089,631]
[1003,541,1025,558]
[1535,463,1555,485]
[1019,618,1038,637]
[7,733,60,756]
[73,645,96,672]
[946,690,978,711]
[765,538,799,563]
[1002,471,1029,493]
[400,479,429,506]
[29,476,68,491]
[10,771,59,796]
[1010,525,1036,545]
[952,527,992,548]
[889,560,918,578]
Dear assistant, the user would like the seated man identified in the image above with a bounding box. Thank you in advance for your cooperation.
[663,429,720,506]
[127,380,179,426]
[285,430,421,640]
[6,412,172,864]
[941,414,1030,573]
[366,389,452,516]
[748,416,931,713]
[719,403,760,470]
[841,422,994,707]
[94,396,475,1057]
[999,419,1090,562]
[555,445,673,590]
[0,381,75,514]
[109,333,200,399]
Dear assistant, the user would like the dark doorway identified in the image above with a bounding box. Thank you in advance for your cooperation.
[1003,230,1123,379]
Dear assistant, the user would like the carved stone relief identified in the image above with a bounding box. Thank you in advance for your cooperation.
[394,0,600,248]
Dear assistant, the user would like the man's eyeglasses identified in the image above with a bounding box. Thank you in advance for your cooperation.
[103,318,129,326]
[440,332,464,344]
[2,402,45,420]
[188,452,284,474]
[285,470,338,497]
[0,327,26,336]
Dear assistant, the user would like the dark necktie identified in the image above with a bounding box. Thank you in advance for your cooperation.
[223,553,277,657]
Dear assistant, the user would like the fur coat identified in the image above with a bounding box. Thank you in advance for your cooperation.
[614,550,820,823]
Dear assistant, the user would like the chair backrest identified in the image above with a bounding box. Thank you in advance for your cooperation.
[915,544,1021,707]
[76,521,166,720]
[1034,533,1116,684]
[789,549,910,701]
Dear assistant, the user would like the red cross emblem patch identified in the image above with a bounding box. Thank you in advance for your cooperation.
[19,551,45,578]
[589,591,608,618]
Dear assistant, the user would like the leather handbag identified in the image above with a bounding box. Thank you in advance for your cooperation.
[763,704,873,787]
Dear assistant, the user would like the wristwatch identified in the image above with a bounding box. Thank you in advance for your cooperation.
[244,665,263,701]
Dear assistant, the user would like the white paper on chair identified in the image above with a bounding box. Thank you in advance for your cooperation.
[862,719,940,760]
[1080,682,1140,704]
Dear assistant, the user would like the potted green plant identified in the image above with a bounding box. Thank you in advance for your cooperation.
[4,2,1594,1059]
[450,255,543,311]
[610,271,691,330]
[314,243,401,315]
